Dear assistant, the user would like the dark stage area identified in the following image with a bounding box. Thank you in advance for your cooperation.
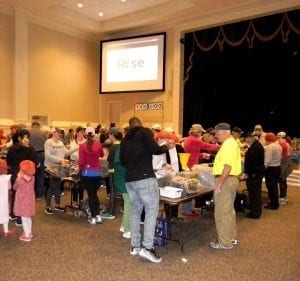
[183,10,300,138]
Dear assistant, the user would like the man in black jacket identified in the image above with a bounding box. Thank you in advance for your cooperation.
[120,117,167,263]
[240,132,265,218]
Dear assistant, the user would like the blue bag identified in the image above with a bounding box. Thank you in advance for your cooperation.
[154,212,170,246]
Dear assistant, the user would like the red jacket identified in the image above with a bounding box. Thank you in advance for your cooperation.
[183,135,219,168]
[79,141,104,172]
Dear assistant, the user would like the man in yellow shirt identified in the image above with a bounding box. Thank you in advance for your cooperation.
[210,123,242,250]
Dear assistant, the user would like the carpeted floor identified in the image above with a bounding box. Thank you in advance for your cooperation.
[0,184,299,281]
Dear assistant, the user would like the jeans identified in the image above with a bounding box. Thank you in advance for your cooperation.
[126,177,159,250]
[45,176,61,207]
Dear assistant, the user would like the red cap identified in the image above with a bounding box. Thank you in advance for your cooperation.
[19,160,36,176]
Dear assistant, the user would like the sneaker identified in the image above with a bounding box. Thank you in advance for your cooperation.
[9,215,17,221]
[15,219,22,226]
[45,208,53,215]
[209,239,233,250]
[130,246,141,256]
[123,231,131,239]
[4,231,13,237]
[96,215,102,224]
[54,206,65,212]
[138,247,162,263]
[100,212,115,220]
[279,197,287,204]
[23,233,33,238]
[19,234,31,242]
[119,225,124,233]
[231,239,238,246]
[88,217,97,225]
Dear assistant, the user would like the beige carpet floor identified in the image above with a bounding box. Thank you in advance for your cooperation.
[0,184,299,281]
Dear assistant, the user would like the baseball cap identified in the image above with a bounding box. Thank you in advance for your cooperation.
[206,127,215,134]
[164,127,174,133]
[50,127,61,134]
[76,126,85,133]
[265,132,277,142]
[155,131,176,141]
[152,123,161,130]
[215,122,231,131]
[85,126,95,136]
[232,126,244,134]
[19,160,36,176]
[109,127,120,137]
[277,131,286,138]
[245,132,256,138]
[190,123,206,132]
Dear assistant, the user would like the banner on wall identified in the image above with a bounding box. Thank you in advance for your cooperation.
[134,102,164,128]
[135,102,163,111]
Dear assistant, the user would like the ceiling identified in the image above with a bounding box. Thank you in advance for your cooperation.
[0,0,298,40]
[0,0,207,39]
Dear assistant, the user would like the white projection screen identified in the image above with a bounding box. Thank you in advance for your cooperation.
[100,32,166,93]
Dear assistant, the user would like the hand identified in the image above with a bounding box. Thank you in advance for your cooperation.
[202,153,211,160]
[164,164,173,171]
[239,173,248,181]
[61,159,70,166]
[214,185,222,193]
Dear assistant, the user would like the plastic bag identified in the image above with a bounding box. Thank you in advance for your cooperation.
[191,164,215,189]
[154,213,170,246]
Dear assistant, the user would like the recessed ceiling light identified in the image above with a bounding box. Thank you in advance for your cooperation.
[98,12,104,17]
[77,3,83,8]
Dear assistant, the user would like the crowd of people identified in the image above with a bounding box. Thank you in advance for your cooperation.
[0,120,295,264]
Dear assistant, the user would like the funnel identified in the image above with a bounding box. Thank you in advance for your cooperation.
[178,153,190,170]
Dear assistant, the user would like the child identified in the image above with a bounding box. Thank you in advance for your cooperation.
[0,159,12,237]
[13,160,36,242]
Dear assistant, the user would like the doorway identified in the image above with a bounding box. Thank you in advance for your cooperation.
[108,101,122,127]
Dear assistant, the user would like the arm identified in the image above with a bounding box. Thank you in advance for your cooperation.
[143,128,168,155]
[264,145,271,168]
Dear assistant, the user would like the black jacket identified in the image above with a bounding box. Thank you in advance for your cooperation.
[6,143,37,185]
[244,140,265,177]
[120,126,167,182]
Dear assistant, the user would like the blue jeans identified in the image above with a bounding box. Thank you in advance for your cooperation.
[126,178,159,249]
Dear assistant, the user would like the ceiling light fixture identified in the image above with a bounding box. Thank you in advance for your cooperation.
[77,3,83,8]
[98,12,104,17]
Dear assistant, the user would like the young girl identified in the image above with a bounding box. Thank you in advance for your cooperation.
[0,159,12,237]
[13,160,36,242]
